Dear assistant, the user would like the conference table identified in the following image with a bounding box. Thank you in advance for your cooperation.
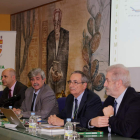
[0,125,137,140]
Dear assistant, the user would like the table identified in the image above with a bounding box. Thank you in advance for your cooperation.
[0,126,136,140]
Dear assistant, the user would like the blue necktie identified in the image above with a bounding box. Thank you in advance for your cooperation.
[74,99,78,119]
[31,93,37,111]
[114,100,117,116]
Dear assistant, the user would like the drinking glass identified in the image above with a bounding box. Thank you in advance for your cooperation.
[71,122,80,139]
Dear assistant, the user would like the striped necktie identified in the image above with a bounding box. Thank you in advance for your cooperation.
[74,99,78,119]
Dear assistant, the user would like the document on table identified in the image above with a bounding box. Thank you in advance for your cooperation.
[41,124,61,128]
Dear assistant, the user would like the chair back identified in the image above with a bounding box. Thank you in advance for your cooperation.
[57,97,66,112]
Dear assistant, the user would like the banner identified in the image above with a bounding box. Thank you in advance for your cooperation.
[0,31,16,90]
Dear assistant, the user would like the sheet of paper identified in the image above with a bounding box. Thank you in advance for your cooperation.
[41,124,61,128]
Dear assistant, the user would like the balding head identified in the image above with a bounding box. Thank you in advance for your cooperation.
[1,68,16,88]
[5,68,16,76]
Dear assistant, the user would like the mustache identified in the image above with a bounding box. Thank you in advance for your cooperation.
[33,83,39,86]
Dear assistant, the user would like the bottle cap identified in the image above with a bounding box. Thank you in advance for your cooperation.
[31,112,35,115]
[66,118,71,122]
[9,106,12,109]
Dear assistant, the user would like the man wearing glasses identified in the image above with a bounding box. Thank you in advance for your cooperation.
[48,71,102,128]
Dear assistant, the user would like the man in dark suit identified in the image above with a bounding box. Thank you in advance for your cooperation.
[0,68,27,108]
[89,64,140,139]
[14,68,59,119]
[48,71,102,128]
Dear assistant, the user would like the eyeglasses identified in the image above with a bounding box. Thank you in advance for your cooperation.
[67,80,85,85]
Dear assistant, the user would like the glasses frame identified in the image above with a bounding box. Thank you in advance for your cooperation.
[67,80,85,85]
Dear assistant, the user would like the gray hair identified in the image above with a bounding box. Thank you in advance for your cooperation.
[71,71,89,83]
[106,64,131,88]
[28,68,46,80]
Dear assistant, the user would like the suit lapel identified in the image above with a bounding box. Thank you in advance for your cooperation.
[13,81,18,96]
[5,87,10,98]
[67,95,74,118]
[77,89,87,115]
[35,85,45,109]
[116,87,130,116]
[27,88,34,111]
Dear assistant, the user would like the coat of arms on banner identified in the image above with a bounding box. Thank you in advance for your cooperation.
[0,36,3,55]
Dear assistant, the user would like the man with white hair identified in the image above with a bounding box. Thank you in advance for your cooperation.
[89,64,140,139]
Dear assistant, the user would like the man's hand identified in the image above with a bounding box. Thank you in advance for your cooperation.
[103,105,114,117]
[13,108,21,115]
[48,115,64,126]
[90,116,109,127]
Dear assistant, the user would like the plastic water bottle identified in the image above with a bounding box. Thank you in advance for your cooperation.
[35,116,42,134]
[29,112,36,134]
[9,106,12,109]
[64,118,73,139]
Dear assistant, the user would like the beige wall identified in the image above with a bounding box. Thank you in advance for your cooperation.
[0,14,10,31]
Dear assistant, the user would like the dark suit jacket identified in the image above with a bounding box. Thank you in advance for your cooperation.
[21,84,59,119]
[97,87,140,139]
[57,88,102,128]
[0,81,27,108]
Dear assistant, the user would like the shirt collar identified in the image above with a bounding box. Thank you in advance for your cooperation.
[74,91,84,104]
[10,81,17,91]
[33,89,40,95]
[115,88,127,104]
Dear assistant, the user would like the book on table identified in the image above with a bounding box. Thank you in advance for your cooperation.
[83,134,103,137]
[40,124,64,135]
[76,126,103,135]
[77,131,103,135]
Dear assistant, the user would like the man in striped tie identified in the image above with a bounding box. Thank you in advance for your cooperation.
[48,71,102,128]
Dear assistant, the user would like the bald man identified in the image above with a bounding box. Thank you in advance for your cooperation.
[0,68,27,108]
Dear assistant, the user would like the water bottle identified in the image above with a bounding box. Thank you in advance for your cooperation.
[64,118,73,139]
[35,116,42,134]
[9,106,12,109]
[29,112,36,134]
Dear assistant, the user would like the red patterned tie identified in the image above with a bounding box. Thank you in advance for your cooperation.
[9,89,11,98]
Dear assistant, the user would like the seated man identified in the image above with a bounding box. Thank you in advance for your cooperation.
[48,71,102,128]
[0,68,27,108]
[89,64,140,139]
[14,68,59,119]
